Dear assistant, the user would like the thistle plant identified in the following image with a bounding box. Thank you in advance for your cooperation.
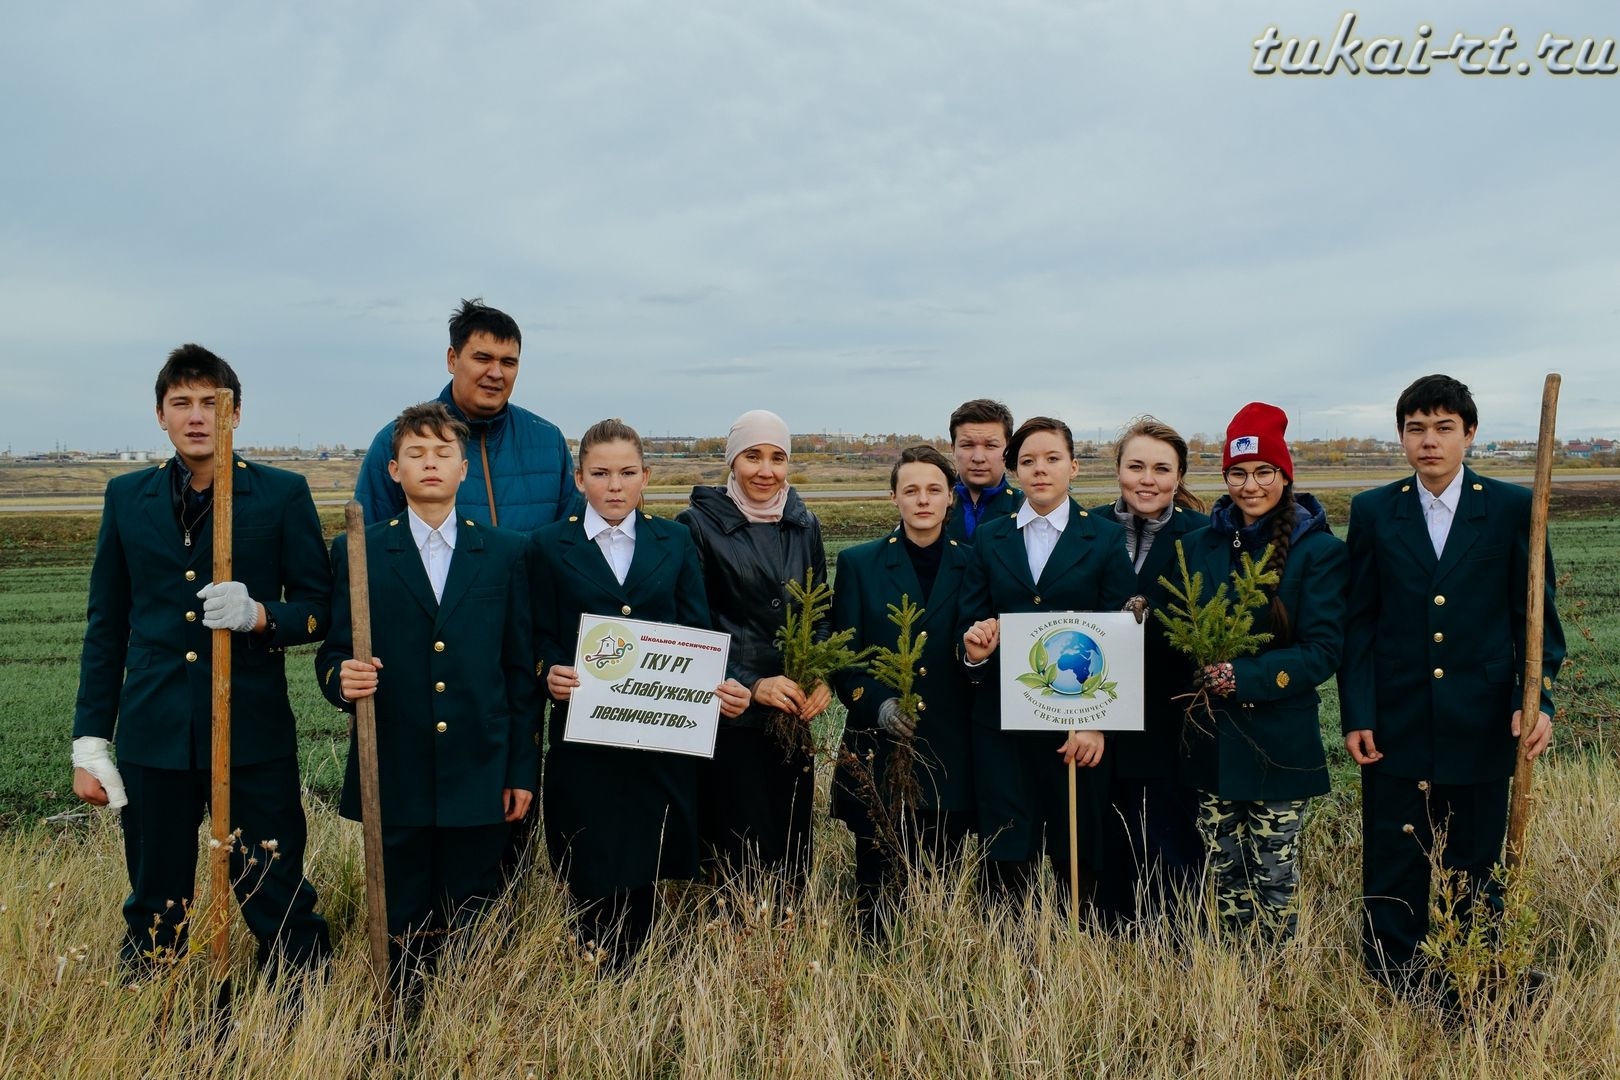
[1153,539,1279,733]
[1418,818,1544,1021]
[772,569,874,756]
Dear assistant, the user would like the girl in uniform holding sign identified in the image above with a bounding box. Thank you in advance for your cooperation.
[677,409,831,894]
[1175,402,1346,944]
[831,444,976,938]
[1091,417,1209,929]
[961,416,1141,909]
[532,419,749,966]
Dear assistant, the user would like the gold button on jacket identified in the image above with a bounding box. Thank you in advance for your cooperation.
[185,651,198,662]
[435,721,447,733]
[434,681,446,692]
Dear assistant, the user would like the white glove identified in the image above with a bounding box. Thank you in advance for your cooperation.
[197,581,259,633]
[876,697,915,738]
[72,736,128,809]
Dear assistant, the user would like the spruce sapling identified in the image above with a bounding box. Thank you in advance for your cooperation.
[1153,539,1279,733]
[773,569,874,756]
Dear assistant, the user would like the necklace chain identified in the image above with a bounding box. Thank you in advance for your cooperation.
[181,492,214,548]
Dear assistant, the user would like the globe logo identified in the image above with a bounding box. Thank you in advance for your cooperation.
[1038,629,1105,696]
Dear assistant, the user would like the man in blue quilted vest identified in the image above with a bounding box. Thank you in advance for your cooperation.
[354,298,574,533]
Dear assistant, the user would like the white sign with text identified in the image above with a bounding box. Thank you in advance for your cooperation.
[997,611,1144,732]
[564,614,731,758]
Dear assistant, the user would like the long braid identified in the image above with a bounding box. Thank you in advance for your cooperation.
[1263,484,1297,645]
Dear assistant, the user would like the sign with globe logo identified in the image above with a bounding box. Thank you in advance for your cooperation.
[1017,628,1116,699]
[999,612,1144,731]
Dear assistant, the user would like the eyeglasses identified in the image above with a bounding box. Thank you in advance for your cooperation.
[1224,466,1281,488]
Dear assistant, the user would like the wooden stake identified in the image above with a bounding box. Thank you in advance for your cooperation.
[1505,373,1561,871]
[208,389,235,984]
[1067,741,1080,933]
[345,501,392,994]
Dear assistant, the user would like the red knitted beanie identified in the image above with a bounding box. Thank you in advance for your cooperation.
[1222,401,1293,480]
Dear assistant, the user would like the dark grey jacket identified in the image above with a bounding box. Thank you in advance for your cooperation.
[676,486,828,729]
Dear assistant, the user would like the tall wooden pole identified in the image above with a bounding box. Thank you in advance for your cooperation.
[209,390,235,984]
[1505,374,1561,871]
[345,501,393,994]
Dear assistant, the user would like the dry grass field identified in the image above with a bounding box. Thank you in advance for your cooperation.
[2,482,1617,1077]
[2,758,1617,1077]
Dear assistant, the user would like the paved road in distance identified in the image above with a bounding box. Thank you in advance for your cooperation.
[7,472,1618,512]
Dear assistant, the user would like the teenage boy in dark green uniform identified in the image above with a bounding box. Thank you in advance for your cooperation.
[318,401,538,980]
[71,345,331,975]
[944,399,1022,543]
[1339,374,1563,999]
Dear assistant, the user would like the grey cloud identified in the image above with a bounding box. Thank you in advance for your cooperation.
[2,2,1618,451]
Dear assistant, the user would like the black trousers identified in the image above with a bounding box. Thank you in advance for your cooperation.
[983,852,1095,913]
[119,758,329,971]
[1093,774,1205,930]
[849,807,971,937]
[699,726,815,894]
[381,823,508,976]
[1361,769,1510,983]
[573,884,657,970]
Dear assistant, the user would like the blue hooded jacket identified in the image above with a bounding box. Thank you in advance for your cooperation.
[353,382,574,533]
[1208,490,1331,567]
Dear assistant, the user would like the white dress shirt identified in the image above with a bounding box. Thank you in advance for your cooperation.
[1419,468,1464,559]
[1015,497,1071,583]
[583,504,637,585]
[407,507,459,602]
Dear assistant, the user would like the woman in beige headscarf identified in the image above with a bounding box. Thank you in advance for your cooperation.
[677,410,830,893]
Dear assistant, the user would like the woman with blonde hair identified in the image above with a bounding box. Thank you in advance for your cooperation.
[1091,416,1209,930]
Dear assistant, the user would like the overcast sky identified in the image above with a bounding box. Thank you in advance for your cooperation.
[3,1,1617,454]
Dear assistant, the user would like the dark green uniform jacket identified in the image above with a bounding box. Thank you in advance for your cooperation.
[317,516,539,828]
[1090,502,1211,780]
[830,529,976,819]
[958,500,1136,863]
[1337,468,1564,784]
[74,457,331,768]
[1177,493,1346,802]
[945,480,1022,544]
[529,511,712,898]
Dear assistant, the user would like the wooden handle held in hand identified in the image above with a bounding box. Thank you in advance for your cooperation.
[346,501,392,994]
[209,389,235,983]
[1505,373,1560,871]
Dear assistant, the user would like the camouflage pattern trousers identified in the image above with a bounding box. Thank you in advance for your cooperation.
[1196,794,1309,942]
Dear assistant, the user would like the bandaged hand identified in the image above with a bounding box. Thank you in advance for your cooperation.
[876,697,915,738]
[72,736,128,809]
[197,581,261,633]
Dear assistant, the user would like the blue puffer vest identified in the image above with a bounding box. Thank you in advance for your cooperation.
[353,382,575,533]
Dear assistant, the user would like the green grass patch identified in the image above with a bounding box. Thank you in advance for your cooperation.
[4,508,1616,826]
